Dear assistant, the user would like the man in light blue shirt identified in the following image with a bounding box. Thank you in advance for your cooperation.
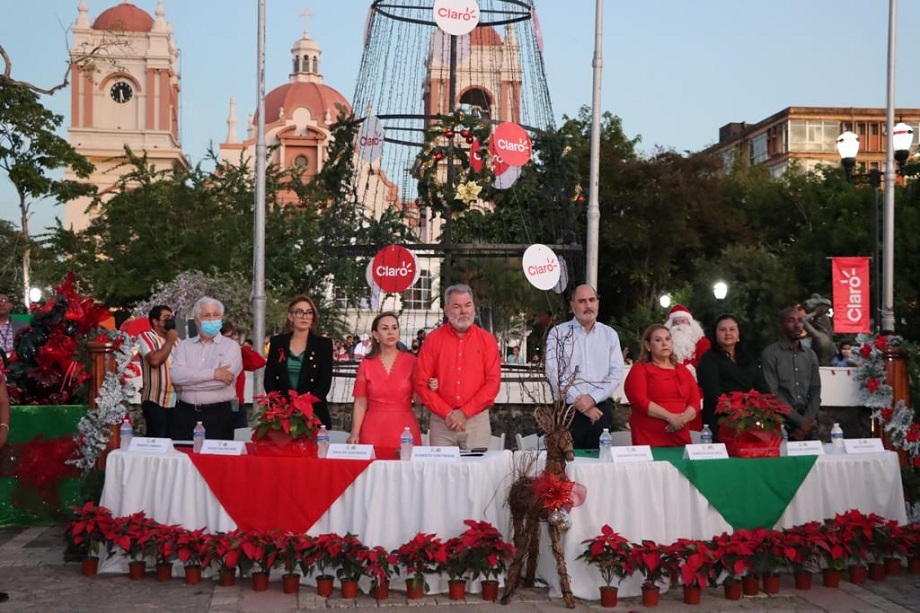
[544,284,625,449]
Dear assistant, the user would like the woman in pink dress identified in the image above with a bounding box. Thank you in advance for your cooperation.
[348,312,422,447]
[624,324,701,447]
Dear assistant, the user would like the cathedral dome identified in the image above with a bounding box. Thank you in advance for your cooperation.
[260,81,352,126]
[92,3,154,32]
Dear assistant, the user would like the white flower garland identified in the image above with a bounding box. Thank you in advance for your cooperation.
[852,332,896,408]
[68,330,136,474]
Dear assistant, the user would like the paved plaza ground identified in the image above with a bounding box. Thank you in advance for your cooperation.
[1,525,920,612]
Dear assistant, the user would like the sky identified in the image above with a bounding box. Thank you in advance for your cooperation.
[2,0,920,233]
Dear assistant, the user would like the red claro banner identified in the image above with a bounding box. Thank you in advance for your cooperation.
[831,256,870,334]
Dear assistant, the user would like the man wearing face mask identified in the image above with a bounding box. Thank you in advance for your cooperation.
[169,297,242,441]
[138,305,180,438]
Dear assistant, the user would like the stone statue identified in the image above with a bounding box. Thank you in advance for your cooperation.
[802,294,836,366]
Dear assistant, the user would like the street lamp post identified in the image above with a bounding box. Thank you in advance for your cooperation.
[713,282,728,301]
[836,123,914,333]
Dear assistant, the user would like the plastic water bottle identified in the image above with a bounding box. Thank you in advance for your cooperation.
[400,426,414,461]
[831,422,845,453]
[780,427,789,455]
[598,428,613,462]
[317,425,330,458]
[192,421,206,453]
[119,418,133,450]
[700,424,713,444]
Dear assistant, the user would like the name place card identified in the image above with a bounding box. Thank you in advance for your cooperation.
[683,443,729,460]
[786,440,825,456]
[843,438,886,455]
[610,445,654,463]
[327,444,375,460]
[127,437,173,453]
[409,446,461,463]
[199,440,247,456]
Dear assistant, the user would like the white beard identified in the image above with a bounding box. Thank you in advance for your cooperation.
[667,320,705,364]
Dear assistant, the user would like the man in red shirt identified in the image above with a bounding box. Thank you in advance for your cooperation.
[414,284,501,449]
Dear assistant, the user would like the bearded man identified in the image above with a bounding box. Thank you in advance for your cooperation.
[664,304,710,373]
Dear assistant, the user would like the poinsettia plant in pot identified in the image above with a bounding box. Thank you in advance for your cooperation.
[110,511,160,579]
[782,521,823,589]
[331,533,368,598]
[628,540,677,606]
[151,523,182,581]
[251,391,323,452]
[709,531,753,600]
[453,520,516,583]
[667,538,717,605]
[716,390,790,458]
[201,530,244,586]
[356,545,400,599]
[240,529,281,590]
[747,528,786,593]
[395,532,448,598]
[65,501,116,575]
[577,525,632,607]
[175,528,207,584]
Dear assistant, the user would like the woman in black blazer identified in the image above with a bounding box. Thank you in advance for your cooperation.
[263,294,334,428]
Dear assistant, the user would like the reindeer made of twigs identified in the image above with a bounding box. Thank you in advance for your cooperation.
[501,401,576,608]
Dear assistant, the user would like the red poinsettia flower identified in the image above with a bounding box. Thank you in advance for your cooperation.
[866,378,880,393]
[859,343,873,359]
[531,470,575,511]
[906,424,920,443]
[874,335,889,351]
[880,407,894,421]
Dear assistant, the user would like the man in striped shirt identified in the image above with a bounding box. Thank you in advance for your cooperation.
[138,305,180,438]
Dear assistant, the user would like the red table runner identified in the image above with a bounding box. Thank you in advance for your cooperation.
[187,451,373,532]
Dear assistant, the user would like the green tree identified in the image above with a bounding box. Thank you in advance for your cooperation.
[0,84,93,304]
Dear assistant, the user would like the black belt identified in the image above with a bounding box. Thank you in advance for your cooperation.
[177,400,231,412]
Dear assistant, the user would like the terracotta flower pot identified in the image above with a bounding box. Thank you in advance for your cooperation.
[742,574,759,595]
[599,586,617,607]
[848,564,867,584]
[81,557,99,576]
[218,567,236,587]
[868,562,885,581]
[316,575,334,596]
[448,579,467,601]
[822,568,841,588]
[761,573,780,594]
[683,584,701,605]
[184,565,202,585]
[252,571,269,592]
[481,579,499,602]
[156,562,172,582]
[909,557,920,575]
[372,580,389,600]
[282,573,300,594]
[793,571,812,590]
[723,581,742,600]
[884,557,902,576]
[641,585,659,607]
[340,578,359,599]
[128,560,146,580]
[405,578,425,600]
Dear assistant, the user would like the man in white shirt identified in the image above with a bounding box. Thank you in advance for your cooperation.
[544,284,625,449]
[352,334,372,361]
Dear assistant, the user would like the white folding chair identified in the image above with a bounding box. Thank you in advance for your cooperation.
[516,433,541,451]
[611,431,633,447]
[328,430,350,444]
[233,427,253,442]
[421,431,429,445]
[689,430,702,444]
[488,433,506,451]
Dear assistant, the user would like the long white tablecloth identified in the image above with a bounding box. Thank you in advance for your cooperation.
[100,449,516,593]
[537,450,907,600]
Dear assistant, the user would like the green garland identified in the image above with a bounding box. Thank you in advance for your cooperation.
[414,110,494,217]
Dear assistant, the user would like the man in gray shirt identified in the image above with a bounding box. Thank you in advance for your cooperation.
[169,297,242,441]
[761,306,822,441]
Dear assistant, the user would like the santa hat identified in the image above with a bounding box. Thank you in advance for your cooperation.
[667,304,692,322]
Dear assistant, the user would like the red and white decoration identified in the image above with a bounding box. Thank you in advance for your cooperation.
[369,245,420,294]
[489,122,532,189]
[522,244,561,291]
[433,0,480,36]
[831,256,870,334]
[357,115,385,163]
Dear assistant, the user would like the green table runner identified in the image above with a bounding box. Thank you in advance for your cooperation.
[574,447,817,530]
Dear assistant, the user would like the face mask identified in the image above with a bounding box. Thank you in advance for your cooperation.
[199,319,223,337]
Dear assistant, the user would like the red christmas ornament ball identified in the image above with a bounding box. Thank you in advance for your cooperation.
[445,130,455,138]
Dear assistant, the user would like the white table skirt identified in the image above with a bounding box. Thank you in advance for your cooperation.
[100,449,516,593]
[537,451,907,600]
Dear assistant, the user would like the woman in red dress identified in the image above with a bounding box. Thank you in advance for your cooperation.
[348,312,422,447]
[624,324,701,446]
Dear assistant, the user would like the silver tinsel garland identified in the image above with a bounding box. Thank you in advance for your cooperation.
[68,330,136,474]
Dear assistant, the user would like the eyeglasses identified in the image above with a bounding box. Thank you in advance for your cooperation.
[290,309,314,318]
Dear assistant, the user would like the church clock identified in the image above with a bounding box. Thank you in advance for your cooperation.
[110,81,133,104]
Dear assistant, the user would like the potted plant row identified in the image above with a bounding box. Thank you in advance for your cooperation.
[578,510,920,608]
[64,505,517,600]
